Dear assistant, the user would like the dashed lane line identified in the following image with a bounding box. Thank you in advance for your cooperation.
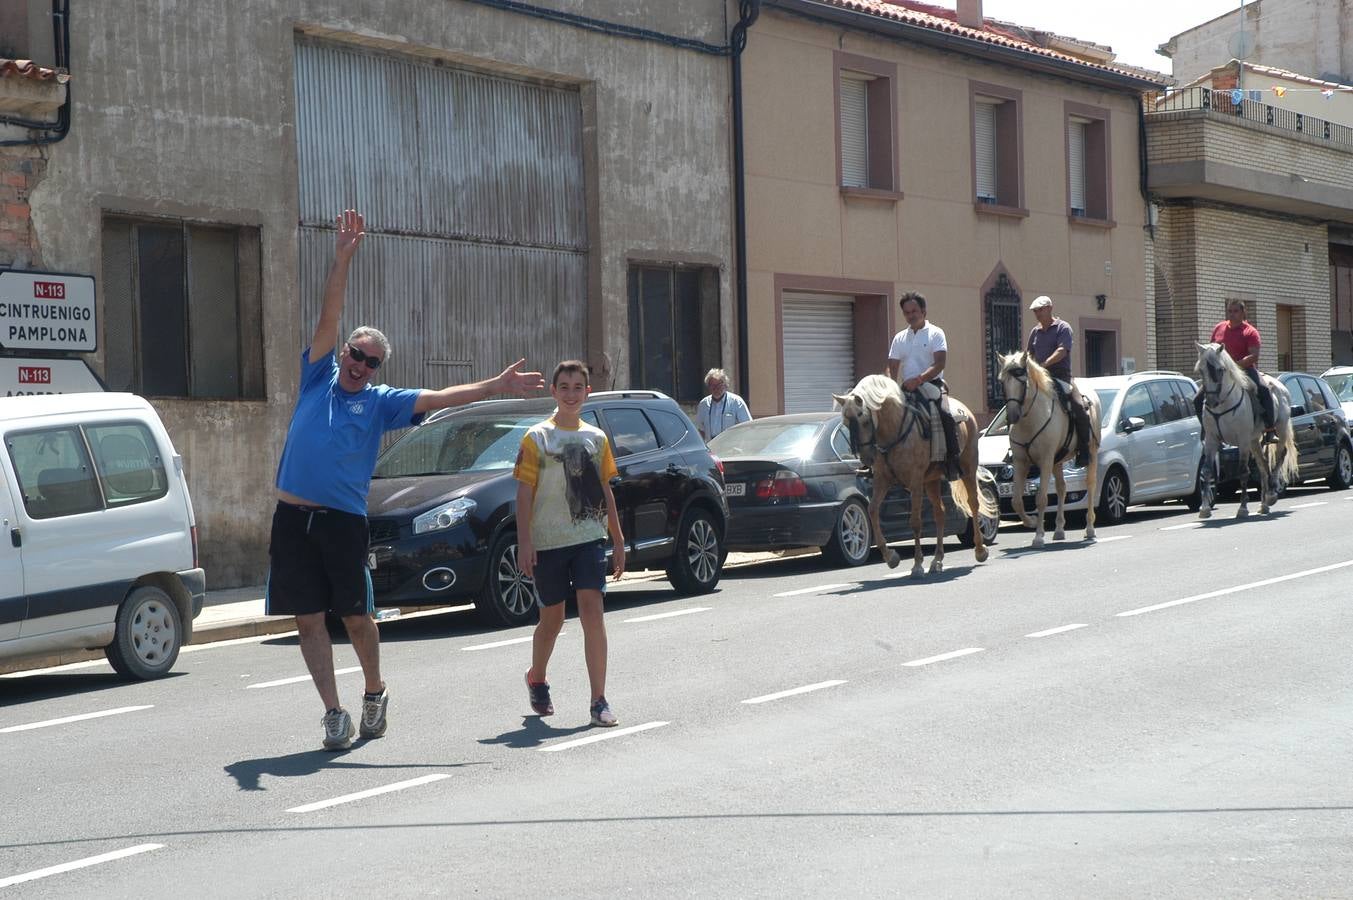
[246,667,361,690]
[1117,559,1353,618]
[538,721,669,752]
[462,633,562,652]
[287,774,451,813]
[625,607,711,623]
[773,583,852,598]
[0,844,163,889]
[1091,535,1134,543]
[1287,501,1327,509]
[742,680,847,705]
[1026,623,1089,638]
[903,648,985,667]
[1161,522,1203,531]
[1,705,153,734]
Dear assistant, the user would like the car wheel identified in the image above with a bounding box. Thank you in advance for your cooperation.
[105,585,182,680]
[476,530,539,628]
[821,498,872,567]
[666,507,723,595]
[1185,459,1207,511]
[957,483,999,548]
[1097,468,1129,526]
[1328,442,1353,490]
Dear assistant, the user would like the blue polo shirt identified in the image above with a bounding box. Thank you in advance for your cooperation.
[275,348,424,515]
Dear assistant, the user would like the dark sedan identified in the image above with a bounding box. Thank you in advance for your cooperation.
[1218,371,1353,493]
[708,413,999,568]
[365,392,728,627]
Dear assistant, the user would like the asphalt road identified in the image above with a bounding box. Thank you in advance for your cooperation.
[3,487,1352,898]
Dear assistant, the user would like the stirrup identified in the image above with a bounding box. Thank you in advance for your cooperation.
[1262,428,1279,445]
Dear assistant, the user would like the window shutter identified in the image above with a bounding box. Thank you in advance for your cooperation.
[974,100,997,202]
[840,74,869,188]
[1068,119,1087,215]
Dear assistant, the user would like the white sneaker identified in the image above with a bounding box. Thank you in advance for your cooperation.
[359,687,389,739]
[322,708,355,751]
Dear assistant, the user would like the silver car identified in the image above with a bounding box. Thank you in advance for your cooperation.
[979,370,1205,525]
[1321,366,1353,421]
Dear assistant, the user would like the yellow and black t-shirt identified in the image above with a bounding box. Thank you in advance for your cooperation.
[513,417,619,551]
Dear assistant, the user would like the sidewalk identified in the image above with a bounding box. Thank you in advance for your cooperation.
[1,550,803,675]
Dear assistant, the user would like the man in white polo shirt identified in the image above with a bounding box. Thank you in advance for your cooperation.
[886,291,961,480]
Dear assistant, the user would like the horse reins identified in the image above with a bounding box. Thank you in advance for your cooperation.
[1004,366,1078,464]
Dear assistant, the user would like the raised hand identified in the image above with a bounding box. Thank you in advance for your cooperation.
[496,359,545,396]
[335,209,366,262]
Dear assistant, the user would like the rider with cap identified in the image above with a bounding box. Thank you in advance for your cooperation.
[1194,298,1278,443]
[886,291,962,480]
[1026,295,1092,468]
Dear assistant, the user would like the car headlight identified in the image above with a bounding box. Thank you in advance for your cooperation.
[413,498,477,535]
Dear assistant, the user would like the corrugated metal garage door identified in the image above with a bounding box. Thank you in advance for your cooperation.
[782,293,855,413]
[293,39,588,395]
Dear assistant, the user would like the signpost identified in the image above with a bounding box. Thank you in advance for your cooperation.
[0,356,104,397]
[0,269,97,353]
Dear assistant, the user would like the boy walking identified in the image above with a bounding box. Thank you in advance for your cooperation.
[515,361,626,727]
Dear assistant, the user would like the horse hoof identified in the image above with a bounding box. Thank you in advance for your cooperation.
[929,561,943,575]
[1053,530,1065,541]
[1032,536,1044,549]
[1235,507,1249,519]
[886,553,900,569]
[1198,508,1211,520]
[975,547,989,563]
[910,565,924,578]
[1085,527,1096,540]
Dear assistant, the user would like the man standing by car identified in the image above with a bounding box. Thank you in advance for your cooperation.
[1194,298,1278,443]
[887,292,961,480]
[695,368,752,441]
[1026,295,1093,467]
[269,209,544,751]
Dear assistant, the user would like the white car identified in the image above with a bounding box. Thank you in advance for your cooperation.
[979,371,1205,525]
[1321,366,1353,421]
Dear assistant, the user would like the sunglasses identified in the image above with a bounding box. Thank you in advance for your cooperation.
[346,344,382,370]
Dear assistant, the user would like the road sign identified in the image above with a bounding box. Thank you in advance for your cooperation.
[0,356,104,397]
[0,269,97,352]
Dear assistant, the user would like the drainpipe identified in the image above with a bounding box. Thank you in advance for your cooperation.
[0,0,72,147]
[730,0,760,403]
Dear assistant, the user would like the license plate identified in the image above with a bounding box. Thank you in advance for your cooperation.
[725,482,746,497]
[997,482,1013,497]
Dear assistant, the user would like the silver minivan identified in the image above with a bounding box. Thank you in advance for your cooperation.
[1,393,205,678]
[979,371,1205,525]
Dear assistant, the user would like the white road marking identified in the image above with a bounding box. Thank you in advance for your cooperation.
[625,607,711,623]
[1025,623,1089,638]
[1,705,153,734]
[0,658,112,678]
[538,721,669,752]
[287,774,451,813]
[1287,501,1327,510]
[0,843,163,888]
[742,680,847,705]
[246,666,361,690]
[1161,522,1203,531]
[462,633,563,652]
[773,583,852,598]
[903,647,985,667]
[1117,559,1353,618]
[1091,535,1134,543]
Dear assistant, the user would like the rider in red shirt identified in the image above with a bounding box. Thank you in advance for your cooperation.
[1194,298,1277,442]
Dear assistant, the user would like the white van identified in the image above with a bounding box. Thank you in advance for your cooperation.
[0,392,204,678]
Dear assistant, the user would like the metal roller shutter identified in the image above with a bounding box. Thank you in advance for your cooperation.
[782,294,856,413]
[840,75,869,189]
[1068,118,1087,215]
[974,100,997,203]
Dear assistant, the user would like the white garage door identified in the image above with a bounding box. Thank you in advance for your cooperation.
[782,293,856,413]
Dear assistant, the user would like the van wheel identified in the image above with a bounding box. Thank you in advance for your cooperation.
[1185,459,1207,511]
[821,499,872,567]
[666,508,723,595]
[1097,468,1129,526]
[476,531,539,628]
[106,585,183,680]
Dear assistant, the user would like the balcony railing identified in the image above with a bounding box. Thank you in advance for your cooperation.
[1145,87,1353,148]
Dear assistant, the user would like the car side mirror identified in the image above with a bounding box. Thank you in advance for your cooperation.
[1121,416,1146,433]
[1291,405,1306,417]
[609,476,622,488]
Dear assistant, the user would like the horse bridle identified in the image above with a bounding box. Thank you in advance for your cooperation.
[846,394,922,479]
[1201,357,1244,419]
[1001,365,1058,453]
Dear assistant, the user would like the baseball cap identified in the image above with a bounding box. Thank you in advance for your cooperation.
[1029,295,1053,310]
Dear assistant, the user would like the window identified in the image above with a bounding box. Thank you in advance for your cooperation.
[1065,104,1111,222]
[1121,385,1158,428]
[971,83,1024,213]
[627,264,719,403]
[831,424,855,461]
[835,53,896,193]
[602,408,660,457]
[983,273,1023,410]
[101,215,264,399]
[7,427,103,519]
[647,409,690,448]
[86,423,169,506]
[1148,381,1187,423]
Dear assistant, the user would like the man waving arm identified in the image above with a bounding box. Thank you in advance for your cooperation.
[310,209,366,360]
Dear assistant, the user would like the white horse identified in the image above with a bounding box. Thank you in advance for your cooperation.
[1194,342,1298,518]
[995,351,1102,547]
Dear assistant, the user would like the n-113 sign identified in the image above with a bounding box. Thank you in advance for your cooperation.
[0,269,97,352]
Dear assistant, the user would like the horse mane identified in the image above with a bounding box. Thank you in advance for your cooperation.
[1021,353,1053,393]
[1196,342,1254,394]
[846,374,902,417]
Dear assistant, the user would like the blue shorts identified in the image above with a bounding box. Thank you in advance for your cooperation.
[533,539,608,607]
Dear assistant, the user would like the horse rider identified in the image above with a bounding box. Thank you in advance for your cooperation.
[1025,295,1092,468]
[886,291,962,480]
[1193,298,1278,443]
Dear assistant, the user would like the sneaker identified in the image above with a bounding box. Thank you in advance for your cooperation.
[359,686,389,739]
[590,696,618,727]
[526,671,554,716]
[322,708,355,751]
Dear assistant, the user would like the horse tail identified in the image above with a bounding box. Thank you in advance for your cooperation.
[1270,425,1300,483]
[950,467,998,519]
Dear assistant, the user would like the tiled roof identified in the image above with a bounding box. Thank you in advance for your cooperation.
[0,59,71,84]
[800,0,1167,85]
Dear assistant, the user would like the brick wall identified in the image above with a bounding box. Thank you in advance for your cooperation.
[0,148,45,269]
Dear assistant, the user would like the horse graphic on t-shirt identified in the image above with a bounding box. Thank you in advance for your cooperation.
[551,442,607,525]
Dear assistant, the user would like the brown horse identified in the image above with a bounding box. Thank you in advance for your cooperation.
[835,374,998,577]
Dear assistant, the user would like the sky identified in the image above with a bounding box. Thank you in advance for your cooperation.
[979,1,1249,75]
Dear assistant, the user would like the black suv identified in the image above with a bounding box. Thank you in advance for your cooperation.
[365,391,728,627]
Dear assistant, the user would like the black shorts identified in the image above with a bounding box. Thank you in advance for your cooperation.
[533,539,608,607]
[266,501,374,617]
